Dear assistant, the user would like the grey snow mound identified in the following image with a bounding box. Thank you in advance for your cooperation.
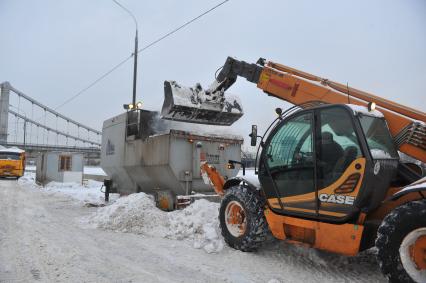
[85,193,224,253]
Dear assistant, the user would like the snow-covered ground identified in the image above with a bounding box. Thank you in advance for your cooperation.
[0,172,387,282]
[20,173,224,253]
[19,172,117,205]
[25,165,36,172]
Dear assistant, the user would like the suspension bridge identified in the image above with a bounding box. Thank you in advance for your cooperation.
[0,81,101,160]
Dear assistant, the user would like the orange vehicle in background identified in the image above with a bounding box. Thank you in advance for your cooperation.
[0,147,25,179]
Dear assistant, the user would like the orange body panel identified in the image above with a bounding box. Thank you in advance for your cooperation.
[267,158,365,218]
[200,162,225,196]
[267,61,425,122]
[264,208,364,256]
[366,187,425,222]
[257,66,426,163]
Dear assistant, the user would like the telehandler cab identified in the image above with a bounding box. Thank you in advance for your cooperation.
[162,57,426,282]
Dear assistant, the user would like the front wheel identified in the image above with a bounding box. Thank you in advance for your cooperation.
[219,186,267,252]
[376,200,426,283]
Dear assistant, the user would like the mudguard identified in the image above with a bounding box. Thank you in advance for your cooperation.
[223,176,261,192]
[388,177,426,201]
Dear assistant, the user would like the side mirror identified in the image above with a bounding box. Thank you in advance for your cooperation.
[249,125,258,146]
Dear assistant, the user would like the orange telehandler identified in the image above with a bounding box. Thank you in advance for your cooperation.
[162,57,426,282]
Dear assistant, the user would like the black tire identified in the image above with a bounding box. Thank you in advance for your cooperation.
[219,185,268,252]
[376,199,426,283]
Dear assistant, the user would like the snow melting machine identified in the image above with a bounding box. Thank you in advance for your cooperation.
[101,110,243,210]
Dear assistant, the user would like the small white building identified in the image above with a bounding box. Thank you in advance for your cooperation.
[36,152,84,185]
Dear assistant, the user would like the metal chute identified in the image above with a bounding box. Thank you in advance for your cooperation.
[161,80,243,126]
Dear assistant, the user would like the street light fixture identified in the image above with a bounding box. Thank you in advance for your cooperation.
[123,101,142,110]
[123,103,134,110]
[113,0,139,108]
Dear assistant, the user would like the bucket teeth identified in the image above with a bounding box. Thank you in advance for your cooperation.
[161,81,243,126]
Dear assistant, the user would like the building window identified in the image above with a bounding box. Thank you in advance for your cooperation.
[59,155,72,171]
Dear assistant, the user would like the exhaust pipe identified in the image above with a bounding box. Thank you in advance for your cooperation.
[161,81,243,126]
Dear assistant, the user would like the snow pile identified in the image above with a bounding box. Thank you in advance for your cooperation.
[18,172,40,190]
[87,193,169,236]
[166,199,223,253]
[86,193,224,253]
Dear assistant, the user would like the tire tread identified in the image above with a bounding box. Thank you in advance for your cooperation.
[219,186,268,252]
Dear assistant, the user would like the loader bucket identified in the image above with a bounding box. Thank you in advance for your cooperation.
[161,81,243,126]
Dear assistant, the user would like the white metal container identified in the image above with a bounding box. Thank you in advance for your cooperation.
[101,111,243,196]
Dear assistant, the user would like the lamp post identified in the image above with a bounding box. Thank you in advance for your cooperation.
[113,0,139,107]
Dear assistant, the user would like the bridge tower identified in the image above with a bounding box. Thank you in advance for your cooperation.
[0,81,10,143]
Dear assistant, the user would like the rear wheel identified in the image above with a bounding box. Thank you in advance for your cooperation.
[376,200,426,283]
[219,186,267,251]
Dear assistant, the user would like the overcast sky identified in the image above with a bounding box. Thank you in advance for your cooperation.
[0,0,425,148]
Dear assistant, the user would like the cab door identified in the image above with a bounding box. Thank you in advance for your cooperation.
[259,111,317,217]
[315,106,366,220]
[259,106,367,221]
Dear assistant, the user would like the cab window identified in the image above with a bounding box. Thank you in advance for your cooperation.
[264,112,315,198]
[0,152,20,160]
[266,114,313,170]
[318,107,362,188]
[358,115,398,159]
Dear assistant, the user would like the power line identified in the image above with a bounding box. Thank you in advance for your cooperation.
[54,0,229,111]
[54,54,132,110]
[137,0,229,53]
